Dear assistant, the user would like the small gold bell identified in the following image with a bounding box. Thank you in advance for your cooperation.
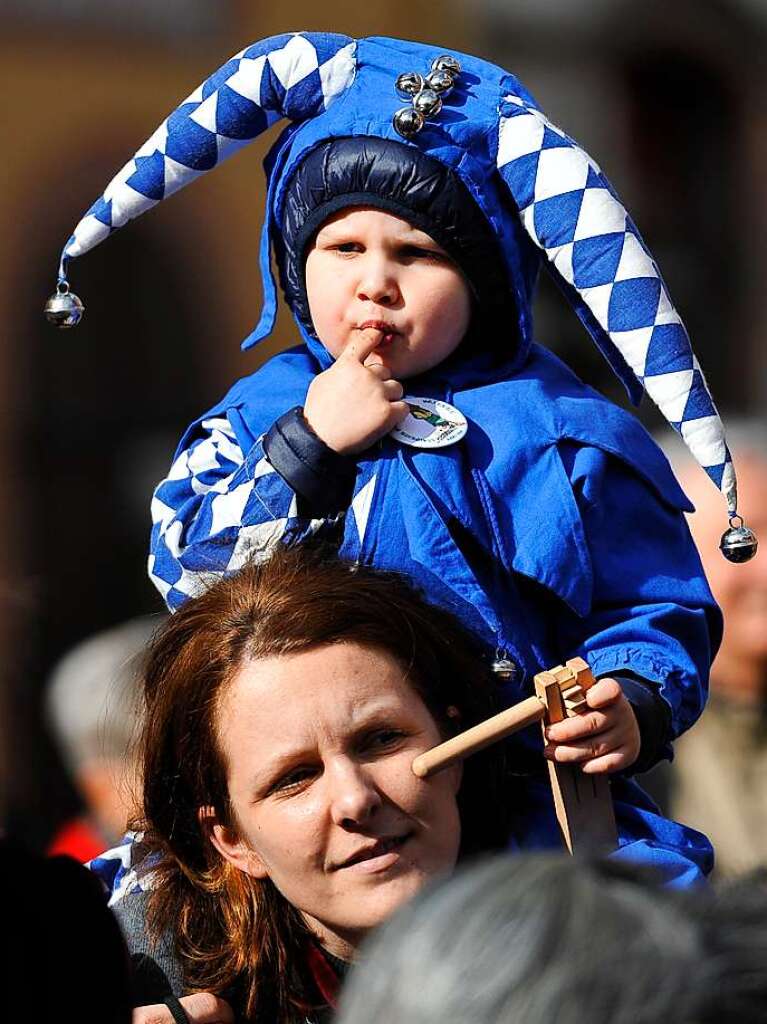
[720,516,758,563]
[44,282,84,328]
[491,657,517,681]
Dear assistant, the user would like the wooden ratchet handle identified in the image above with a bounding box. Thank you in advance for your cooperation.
[412,695,545,778]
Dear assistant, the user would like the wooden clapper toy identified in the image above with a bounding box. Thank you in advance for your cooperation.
[412,657,618,853]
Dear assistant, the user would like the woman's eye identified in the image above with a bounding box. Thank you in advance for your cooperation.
[334,242,362,253]
[271,767,316,794]
[363,729,406,752]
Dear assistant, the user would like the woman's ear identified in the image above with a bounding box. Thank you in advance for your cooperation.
[198,806,269,880]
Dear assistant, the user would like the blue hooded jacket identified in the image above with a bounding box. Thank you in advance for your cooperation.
[82,33,720,884]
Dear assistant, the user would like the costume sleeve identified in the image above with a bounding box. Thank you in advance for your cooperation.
[148,412,347,611]
[555,442,722,765]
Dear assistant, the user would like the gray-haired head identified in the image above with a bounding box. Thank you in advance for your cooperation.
[45,615,161,773]
[337,853,767,1024]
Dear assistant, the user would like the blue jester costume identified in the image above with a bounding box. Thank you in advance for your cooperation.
[51,33,752,885]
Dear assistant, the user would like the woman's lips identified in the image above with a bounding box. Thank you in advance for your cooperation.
[335,834,411,873]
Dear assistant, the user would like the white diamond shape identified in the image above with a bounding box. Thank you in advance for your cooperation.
[610,326,654,377]
[578,282,614,330]
[614,233,658,282]
[646,369,694,423]
[497,111,545,167]
[681,415,727,468]
[190,92,219,133]
[227,54,267,103]
[534,147,590,202]
[546,241,575,286]
[67,214,111,257]
[163,155,203,197]
[351,475,377,546]
[227,519,287,572]
[319,41,356,107]
[268,34,320,90]
[210,479,254,535]
[573,188,626,241]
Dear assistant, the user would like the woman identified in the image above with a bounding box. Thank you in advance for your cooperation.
[116,545,511,1023]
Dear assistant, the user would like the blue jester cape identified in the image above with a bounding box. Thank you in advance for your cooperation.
[65,34,723,887]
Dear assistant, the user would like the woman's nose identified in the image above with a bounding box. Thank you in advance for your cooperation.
[328,761,382,827]
[357,257,399,306]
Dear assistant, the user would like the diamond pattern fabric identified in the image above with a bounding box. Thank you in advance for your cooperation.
[58,33,356,276]
[497,95,735,510]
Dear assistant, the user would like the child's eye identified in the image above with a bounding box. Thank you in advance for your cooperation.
[401,245,445,261]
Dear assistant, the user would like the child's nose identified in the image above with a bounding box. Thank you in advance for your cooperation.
[357,257,399,306]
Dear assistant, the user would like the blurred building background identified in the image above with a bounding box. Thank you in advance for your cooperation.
[1,0,764,850]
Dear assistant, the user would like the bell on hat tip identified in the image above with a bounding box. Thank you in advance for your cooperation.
[720,516,758,563]
[44,283,84,328]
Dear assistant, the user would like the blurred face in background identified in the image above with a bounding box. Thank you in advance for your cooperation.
[681,451,767,700]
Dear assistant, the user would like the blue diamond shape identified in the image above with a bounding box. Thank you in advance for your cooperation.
[643,324,693,377]
[215,83,268,139]
[534,190,584,247]
[89,196,114,226]
[572,232,625,288]
[202,58,242,99]
[284,68,324,117]
[704,462,726,488]
[127,152,167,201]
[243,33,294,61]
[541,125,568,149]
[681,370,716,423]
[165,108,219,170]
[500,151,540,210]
[607,278,661,331]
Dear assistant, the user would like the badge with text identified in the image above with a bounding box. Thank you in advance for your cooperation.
[390,396,468,449]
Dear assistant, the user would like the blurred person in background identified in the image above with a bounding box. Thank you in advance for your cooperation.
[651,421,767,877]
[337,854,767,1024]
[45,615,160,860]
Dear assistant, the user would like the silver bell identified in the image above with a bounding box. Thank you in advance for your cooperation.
[491,657,517,681]
[395,71,426,98]
[431,54,461,77]
[393,106,425,139]
[426,69,455,96]
[720,516,758,563]
[413,88,443,117]
[44,283,84,328]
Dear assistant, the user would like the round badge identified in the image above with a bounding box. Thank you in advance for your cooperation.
[390,396,468,449]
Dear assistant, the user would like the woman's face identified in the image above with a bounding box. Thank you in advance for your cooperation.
[210,642,462,959]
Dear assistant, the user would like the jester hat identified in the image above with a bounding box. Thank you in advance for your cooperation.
[45,31,756,559]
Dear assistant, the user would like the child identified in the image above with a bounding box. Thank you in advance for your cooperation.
[48,32,756,882]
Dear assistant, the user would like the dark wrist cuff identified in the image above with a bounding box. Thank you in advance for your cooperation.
[610,673,672,774]
[263,407,357,516]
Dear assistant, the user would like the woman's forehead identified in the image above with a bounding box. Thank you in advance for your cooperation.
[217,643,430,749]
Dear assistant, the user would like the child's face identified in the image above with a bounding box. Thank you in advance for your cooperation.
[305,207,472,379]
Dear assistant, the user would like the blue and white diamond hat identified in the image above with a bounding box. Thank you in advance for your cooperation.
[44,31,756,560]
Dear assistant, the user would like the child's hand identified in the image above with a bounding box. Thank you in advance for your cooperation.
[304,331,409,454]
[543,677,640,774]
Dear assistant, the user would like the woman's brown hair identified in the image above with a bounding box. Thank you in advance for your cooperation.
[136,544,510,1022]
